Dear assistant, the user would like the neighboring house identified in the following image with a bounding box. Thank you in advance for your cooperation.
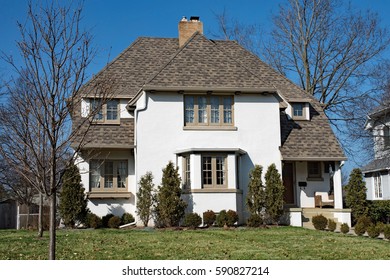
[362,103,390,200]
[72,17,351,227]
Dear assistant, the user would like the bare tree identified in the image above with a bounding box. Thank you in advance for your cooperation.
[0,1,114,259]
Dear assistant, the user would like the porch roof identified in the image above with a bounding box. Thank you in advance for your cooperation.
[174,147,246,156]
[362,157,390,173]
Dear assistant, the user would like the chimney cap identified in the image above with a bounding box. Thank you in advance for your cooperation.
[190,16,200,22]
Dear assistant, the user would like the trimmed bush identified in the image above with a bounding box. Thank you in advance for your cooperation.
[86,213,102,229]
[367,224,380,238]
[216,210,228,227]
[102,214,115,228]
[247,214,263,227]
[226,210,239,227]
[327,219,337,232]
[340,223,350,234]
[312,214,328,230]
[367,200,390,224]
[183,213,202,229]
[383,225,390,240]
[354,216,372,236]
[121,213,135,225]
[203,210,216,227]
[108,216,121,229]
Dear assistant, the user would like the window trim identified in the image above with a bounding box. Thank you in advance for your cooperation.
[384,125,390,149]
[90,99,120,124]
[184,95,234,127]
[291,102,307,120]
[182,155,191,189]
[89,160,128,192]
[201,154,228,189]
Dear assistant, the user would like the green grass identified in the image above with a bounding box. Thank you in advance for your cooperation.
[0,227,388,260]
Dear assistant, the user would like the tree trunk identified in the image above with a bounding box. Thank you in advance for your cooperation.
[49,193,56,260]
[37,192,43,237]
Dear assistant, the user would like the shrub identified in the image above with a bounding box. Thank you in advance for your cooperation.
[226,210,239,227]
[376,222,386,233]
[312,214,328,230]
[153,162,187,227]
[367,200,390,224]
[216,210,228,227]
[264,164,285,224]
[246,165,265,219]
[354,216,372,236]
[203,210,216,227]
[108,216,121,229]
[121,213,135,225]
[86,213,102,229]
[340,223,350,234]
[344,169,367,224]
[102,214,115,228]
[247,214,263,227]
[327,219,337,232]
[58,162,88,228]
[367,224,380,238]
[183,213,202,229]
[136,172,155,227]
[384,225,390,240]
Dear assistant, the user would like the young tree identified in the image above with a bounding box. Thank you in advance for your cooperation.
[0,1,114,259]
[344,168,367,224]
[264,164,285,224]
[136,172,155,227]
[246,165,265,218]
[58,161,88,228]
[153,162,187,227]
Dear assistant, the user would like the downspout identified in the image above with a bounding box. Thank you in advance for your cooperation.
[128,90,148,224]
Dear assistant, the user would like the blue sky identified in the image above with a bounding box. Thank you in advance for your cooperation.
[1,0,390,175]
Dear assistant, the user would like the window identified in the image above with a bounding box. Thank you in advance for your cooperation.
[202,155,227,188]
[89,160,128,191]
[384,126,390,149]
[90,99,119,124]
[184,95,233,127]
[307,162,322,180]
[182,156,191,189]
[292,103,307,120]
[373,172,382,199]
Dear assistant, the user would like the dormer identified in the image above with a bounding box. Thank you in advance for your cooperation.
[288,101,310,121]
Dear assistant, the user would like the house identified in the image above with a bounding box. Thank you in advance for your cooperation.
[362,103,390,200]
[72,17,351,227]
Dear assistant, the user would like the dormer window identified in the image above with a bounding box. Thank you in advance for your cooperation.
[291,102,309,120]
[90,99,120,124]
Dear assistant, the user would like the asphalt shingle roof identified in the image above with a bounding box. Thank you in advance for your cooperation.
[81,33,345,160]
[362,157,390,173]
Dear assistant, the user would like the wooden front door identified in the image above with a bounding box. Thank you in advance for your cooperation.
[282,162,295,204]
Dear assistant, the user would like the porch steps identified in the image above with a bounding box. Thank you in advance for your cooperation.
[301,208,340,230]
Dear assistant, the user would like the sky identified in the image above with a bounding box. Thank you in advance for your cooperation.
[1,0,390,175]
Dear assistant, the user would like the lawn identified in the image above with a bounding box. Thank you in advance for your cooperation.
[0,226,389,260]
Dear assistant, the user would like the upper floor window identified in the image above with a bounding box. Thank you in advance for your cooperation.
[384,126,390,149]
[291,102,308,120]
[89,160,128,191]
[373,172,382,199]
[184,95,233,127]
[90,99,119,124]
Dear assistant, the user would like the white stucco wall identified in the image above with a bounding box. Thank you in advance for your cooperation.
[76,150,136,217]
[135,91,282,222]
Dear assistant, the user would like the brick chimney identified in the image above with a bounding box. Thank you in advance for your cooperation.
[178,16,203,47]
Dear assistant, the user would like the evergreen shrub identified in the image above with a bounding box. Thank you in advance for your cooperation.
[367,224,380,238]
[340,223,350,234]
[203,210,216,227]
[108,216,121,229]
[247,214,263,227]
[121,213,135,225]
[354,216,372,236]
[86,213,102,229]
[183,213,202,229]
[327,219,337,232]
[383,225,390,240]
[102,214,115,228]
[312,214,328,230]
[216,210,228,227]
[226,210,239,227]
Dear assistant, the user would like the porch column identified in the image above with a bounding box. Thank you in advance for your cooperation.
[333,161,343,209]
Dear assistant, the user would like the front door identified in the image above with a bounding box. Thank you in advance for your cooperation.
[282,162,295,204]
